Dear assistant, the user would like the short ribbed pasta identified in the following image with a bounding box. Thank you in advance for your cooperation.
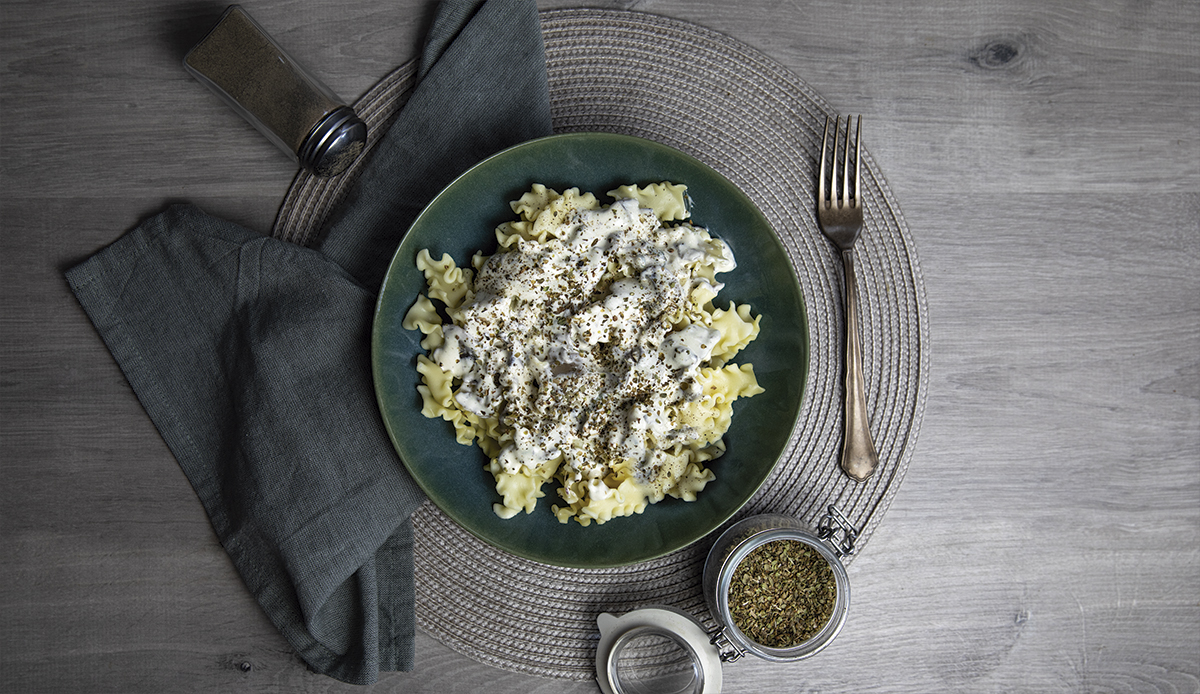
[403,183,763,526]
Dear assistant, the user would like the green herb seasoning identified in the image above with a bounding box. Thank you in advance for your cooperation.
[728,539,837,648]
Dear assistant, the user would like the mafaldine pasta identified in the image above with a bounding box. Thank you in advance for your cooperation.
[402,182,763,526]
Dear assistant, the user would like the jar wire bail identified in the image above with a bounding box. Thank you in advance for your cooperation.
[817,505,859,557]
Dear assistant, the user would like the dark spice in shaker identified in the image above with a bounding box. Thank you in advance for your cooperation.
[183,5,366,176]
[728,539,837,648]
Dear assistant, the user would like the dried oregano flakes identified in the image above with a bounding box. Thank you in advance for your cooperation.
[728,540,837,648]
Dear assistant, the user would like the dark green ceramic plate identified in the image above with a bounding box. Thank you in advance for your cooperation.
[373,133,807,568]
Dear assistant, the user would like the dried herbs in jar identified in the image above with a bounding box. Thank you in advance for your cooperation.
[727,539,837,648]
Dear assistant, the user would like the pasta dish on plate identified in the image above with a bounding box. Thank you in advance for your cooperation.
[402,182,763,526]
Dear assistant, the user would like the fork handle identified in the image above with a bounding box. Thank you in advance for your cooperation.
[840,250,879,481]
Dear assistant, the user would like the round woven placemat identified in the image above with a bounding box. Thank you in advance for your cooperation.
[274,9,928,681]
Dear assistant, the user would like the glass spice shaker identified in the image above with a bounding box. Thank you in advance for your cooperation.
[595,506,858,694]
[183,5,367,177]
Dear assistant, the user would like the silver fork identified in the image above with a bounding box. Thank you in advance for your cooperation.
[817,114,879,481]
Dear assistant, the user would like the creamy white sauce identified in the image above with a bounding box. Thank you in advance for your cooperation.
[431,198,736,488]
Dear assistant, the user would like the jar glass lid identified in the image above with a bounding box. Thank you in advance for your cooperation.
[595,607,722,694]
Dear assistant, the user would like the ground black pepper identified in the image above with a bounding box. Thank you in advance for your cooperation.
[183,5,366,175]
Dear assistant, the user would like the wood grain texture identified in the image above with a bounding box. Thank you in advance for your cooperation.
[2,0,1197,692]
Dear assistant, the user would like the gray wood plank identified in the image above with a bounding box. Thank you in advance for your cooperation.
[2,0,1197,691]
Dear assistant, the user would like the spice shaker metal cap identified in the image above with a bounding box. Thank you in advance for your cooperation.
[183,5,367,177]
[300,106,367,177]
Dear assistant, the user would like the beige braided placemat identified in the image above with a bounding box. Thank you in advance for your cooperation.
[273,9,928,680]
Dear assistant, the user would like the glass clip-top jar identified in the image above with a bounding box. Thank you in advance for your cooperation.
[595,506,859,694]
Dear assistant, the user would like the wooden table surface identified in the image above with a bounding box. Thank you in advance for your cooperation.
[3,0,1197,691]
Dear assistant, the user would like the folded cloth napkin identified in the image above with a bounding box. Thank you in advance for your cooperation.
[64,0,551,684]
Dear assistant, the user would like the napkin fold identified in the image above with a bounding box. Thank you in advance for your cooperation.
[64,0,551,684]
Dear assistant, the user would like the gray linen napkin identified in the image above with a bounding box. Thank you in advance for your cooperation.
[64,0,551,684]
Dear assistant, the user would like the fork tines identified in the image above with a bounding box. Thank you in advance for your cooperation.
[819,115,862,211]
